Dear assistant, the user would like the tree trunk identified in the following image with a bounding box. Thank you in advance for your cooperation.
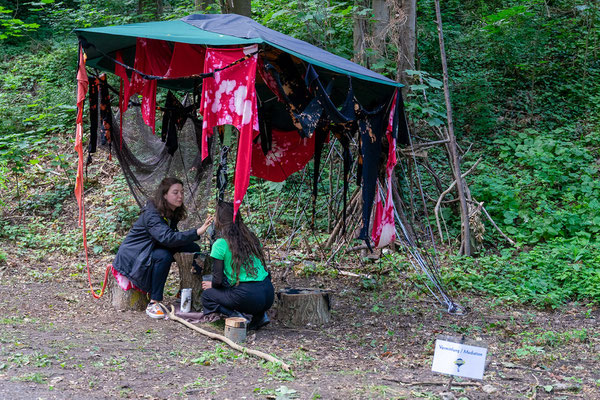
[433,0,471,255]
[109,276,149,311]
[174,252,211,312]
[220,0,251,16]
[395,0,417,87]
[353,0,370,66]
[371,0,389,70]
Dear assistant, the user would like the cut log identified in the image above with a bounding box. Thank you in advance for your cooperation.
[224,317,247,343]
[276,288,331,327]
[173,252,211,312]
[109,275,149,311]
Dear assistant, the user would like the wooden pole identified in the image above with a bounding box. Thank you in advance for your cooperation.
[433,0,472,255]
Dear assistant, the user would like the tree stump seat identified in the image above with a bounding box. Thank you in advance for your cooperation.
[109,252,211,312]
[276,288,331,327]
[109,277,149,311]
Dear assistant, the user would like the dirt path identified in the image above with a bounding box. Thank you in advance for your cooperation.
[1,258,599,400]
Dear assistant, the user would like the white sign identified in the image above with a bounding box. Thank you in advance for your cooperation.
[431,339,487,380]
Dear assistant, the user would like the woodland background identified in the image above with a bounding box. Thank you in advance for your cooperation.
[1,0,599,306]
[0,1,600,398]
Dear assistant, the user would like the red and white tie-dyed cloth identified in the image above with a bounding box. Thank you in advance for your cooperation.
[111,266,138,291]
[200,45,259,220]
[251,128,316,182]
[372,91,398,248]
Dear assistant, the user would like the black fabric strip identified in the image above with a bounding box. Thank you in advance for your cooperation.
[311,118,329,227]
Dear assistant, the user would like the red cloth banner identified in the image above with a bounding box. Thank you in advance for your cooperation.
[75,45,88,224]
[128,38,172,133]
[165,42,206,78]
[251,128,315,182]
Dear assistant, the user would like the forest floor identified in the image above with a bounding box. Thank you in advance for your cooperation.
[0,243,599,400]
[0,156,599,399]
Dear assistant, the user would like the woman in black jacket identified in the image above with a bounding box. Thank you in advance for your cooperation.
[113,177,212,319]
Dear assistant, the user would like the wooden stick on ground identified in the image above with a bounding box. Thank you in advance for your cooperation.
[381,377,481,387]
[159,305,292,372]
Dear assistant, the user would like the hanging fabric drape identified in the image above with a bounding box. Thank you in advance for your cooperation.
[372,90,399,248]
[199,44,259,220]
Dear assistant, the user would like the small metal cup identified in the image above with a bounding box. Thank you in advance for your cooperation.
[202,274,213,282]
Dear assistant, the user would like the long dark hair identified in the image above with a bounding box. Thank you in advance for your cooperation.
[214,201,266,284]
[152,177,187,221]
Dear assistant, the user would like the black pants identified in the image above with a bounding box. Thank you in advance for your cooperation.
[150,242,200,302]
[202,275,274,317]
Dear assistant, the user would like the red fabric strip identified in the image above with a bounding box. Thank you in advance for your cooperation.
[372,90,398,248]
[200,45,259,220]
[165,42,206,78]
[128,38,172,134]
[250,128,314,182]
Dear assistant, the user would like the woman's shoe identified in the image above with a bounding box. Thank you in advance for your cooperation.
[248,312,270,330]
[146,302,165,319]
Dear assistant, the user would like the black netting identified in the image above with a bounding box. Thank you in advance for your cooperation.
[95,97,218,231]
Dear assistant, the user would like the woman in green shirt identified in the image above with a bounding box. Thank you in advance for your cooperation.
[201,202,273,330]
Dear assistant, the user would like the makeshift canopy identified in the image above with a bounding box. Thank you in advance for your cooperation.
[74,13,410,248]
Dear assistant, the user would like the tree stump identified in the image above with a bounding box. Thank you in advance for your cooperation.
[276,288,331,327]
[109,275,149,311]
[173,252,211,312]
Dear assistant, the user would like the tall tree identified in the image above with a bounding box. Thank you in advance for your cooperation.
[393,0,416,86]
[371,0,389,67]
[352,0,417,84]
[353,0,370,66]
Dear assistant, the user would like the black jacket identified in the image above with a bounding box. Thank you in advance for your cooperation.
[112,201,199,292]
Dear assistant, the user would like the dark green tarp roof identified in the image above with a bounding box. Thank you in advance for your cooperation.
[74,14,401,88]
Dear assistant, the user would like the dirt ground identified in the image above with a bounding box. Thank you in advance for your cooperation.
[0,248,599,400]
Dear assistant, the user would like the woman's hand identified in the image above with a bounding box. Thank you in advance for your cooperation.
[202,281,212,290]
[196,216,214,236]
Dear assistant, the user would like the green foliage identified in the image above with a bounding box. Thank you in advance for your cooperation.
[190,344,243,366]
[471,127,600,244]
[254,0,354,57]
[521,328,589,347]
[418,0,600,137]
[444,237,600,307]
[403,70,446,127]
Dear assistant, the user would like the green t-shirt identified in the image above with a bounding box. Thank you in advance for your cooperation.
[210,238,268,284]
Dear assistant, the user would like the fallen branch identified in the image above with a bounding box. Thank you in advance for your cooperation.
[159,304,292,372]
[381,376,481,387]
[479,202,518,247]
[338,270,373,280]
